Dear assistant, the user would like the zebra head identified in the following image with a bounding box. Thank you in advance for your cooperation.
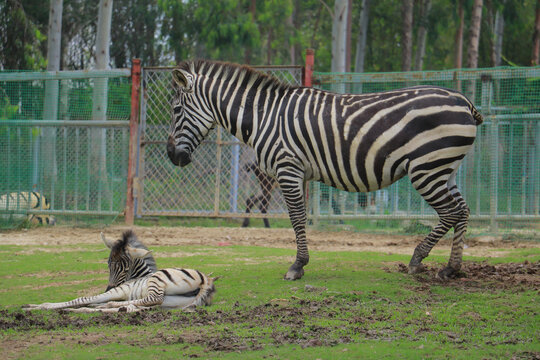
[167,65,216,167]
[101,231,157,291]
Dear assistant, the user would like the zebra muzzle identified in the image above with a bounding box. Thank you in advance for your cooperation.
[167,136,192,167]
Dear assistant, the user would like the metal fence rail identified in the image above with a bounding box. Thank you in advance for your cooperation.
[135,66,303,218]
[0,70,132,227]
[313,66,540,231]
[137,65,539,233]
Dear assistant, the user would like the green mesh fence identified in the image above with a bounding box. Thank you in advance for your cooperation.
[311,67,540,236]
[0,70,132,228]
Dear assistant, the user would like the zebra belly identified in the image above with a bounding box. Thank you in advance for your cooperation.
[160,295,198,309]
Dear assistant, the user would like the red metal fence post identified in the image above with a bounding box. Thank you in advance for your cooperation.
[125,58,141,225]
[303,48,314,87]
[303,49,315,207]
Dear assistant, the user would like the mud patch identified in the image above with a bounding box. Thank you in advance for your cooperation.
[1,299,359,353]
[396,261,540,291]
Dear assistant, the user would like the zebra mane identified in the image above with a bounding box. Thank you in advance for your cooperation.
[176,59,298,91]
[112,230,158,273]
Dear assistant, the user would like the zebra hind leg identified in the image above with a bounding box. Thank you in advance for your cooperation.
[409,185,462,276]
[437,179,470,280]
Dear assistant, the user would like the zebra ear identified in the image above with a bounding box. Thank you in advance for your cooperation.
[125,246,152,259]
[172,69,193,91]
[101,232,116,249]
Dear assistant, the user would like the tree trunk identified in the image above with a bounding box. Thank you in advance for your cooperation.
[532,0,540,65]
[42,0,63,191]
[401,0,414,72]
[491,1,505,67]
[345,0,352,72]
[455,0,465,91]
[467,0,483,69]
[287,0,301,65]
[244,0,256,64]
[455,0,465,69]
[331,0,349,92]
[331,0,348,73]
[354,0,370,73]
[414,0,432,71]
[91,0,113,210]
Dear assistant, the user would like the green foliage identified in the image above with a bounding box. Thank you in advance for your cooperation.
[2,0,539,70]
[0,0,47,70]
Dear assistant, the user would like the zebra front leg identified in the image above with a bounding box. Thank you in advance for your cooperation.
[23,289,127,311]
[106,283,165,310]
[277,169,309,280]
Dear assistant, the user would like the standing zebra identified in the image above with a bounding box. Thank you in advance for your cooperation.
[24,231,216,312]
[167,60,483,281]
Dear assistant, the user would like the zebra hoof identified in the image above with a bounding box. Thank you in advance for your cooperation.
[437,266,460,280]
[284,267,304,281]
[408,263,427,275]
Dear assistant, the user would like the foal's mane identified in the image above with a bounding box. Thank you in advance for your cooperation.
[176,59,299,91]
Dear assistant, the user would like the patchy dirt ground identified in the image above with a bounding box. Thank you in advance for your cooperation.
[1,263,539,357]
[1,225,538,258]
[1,226,539,358]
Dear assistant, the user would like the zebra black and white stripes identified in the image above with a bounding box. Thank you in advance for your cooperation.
[24,231,216,312]
[101,230,158,291]
[0,191,56,225]
[167,60,483,281]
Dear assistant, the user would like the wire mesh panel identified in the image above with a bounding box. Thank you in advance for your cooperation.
[312,67,540,232]
[138,65,539,233]
[0,70,131,228]
[137,66,302,218]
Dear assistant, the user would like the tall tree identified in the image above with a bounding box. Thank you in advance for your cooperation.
[354,0,370,73]
[455,0,465,69]
[331,0,349,73]
[0,0,47,70]
[401,0,414,71]
[533,0,540,65]
[414,0,432,70]
[491,0,505,67]
[159,0,196,63]
[467,0,484,69]
[42,0,63,185]
[110,0,160,68]
[91,0,113,206]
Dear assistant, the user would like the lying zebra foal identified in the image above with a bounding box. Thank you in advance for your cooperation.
[24,231,216,313]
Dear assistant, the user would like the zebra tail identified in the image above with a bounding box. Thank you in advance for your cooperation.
[470,105,484,126]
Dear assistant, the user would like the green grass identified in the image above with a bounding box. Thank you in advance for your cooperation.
[1,242,539,359]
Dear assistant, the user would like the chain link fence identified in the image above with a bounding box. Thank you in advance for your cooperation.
[0,70,132,228]
[138,66,539,235]
[136,66,303,219]
[313,67,540,234]
[1,65,538,235]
